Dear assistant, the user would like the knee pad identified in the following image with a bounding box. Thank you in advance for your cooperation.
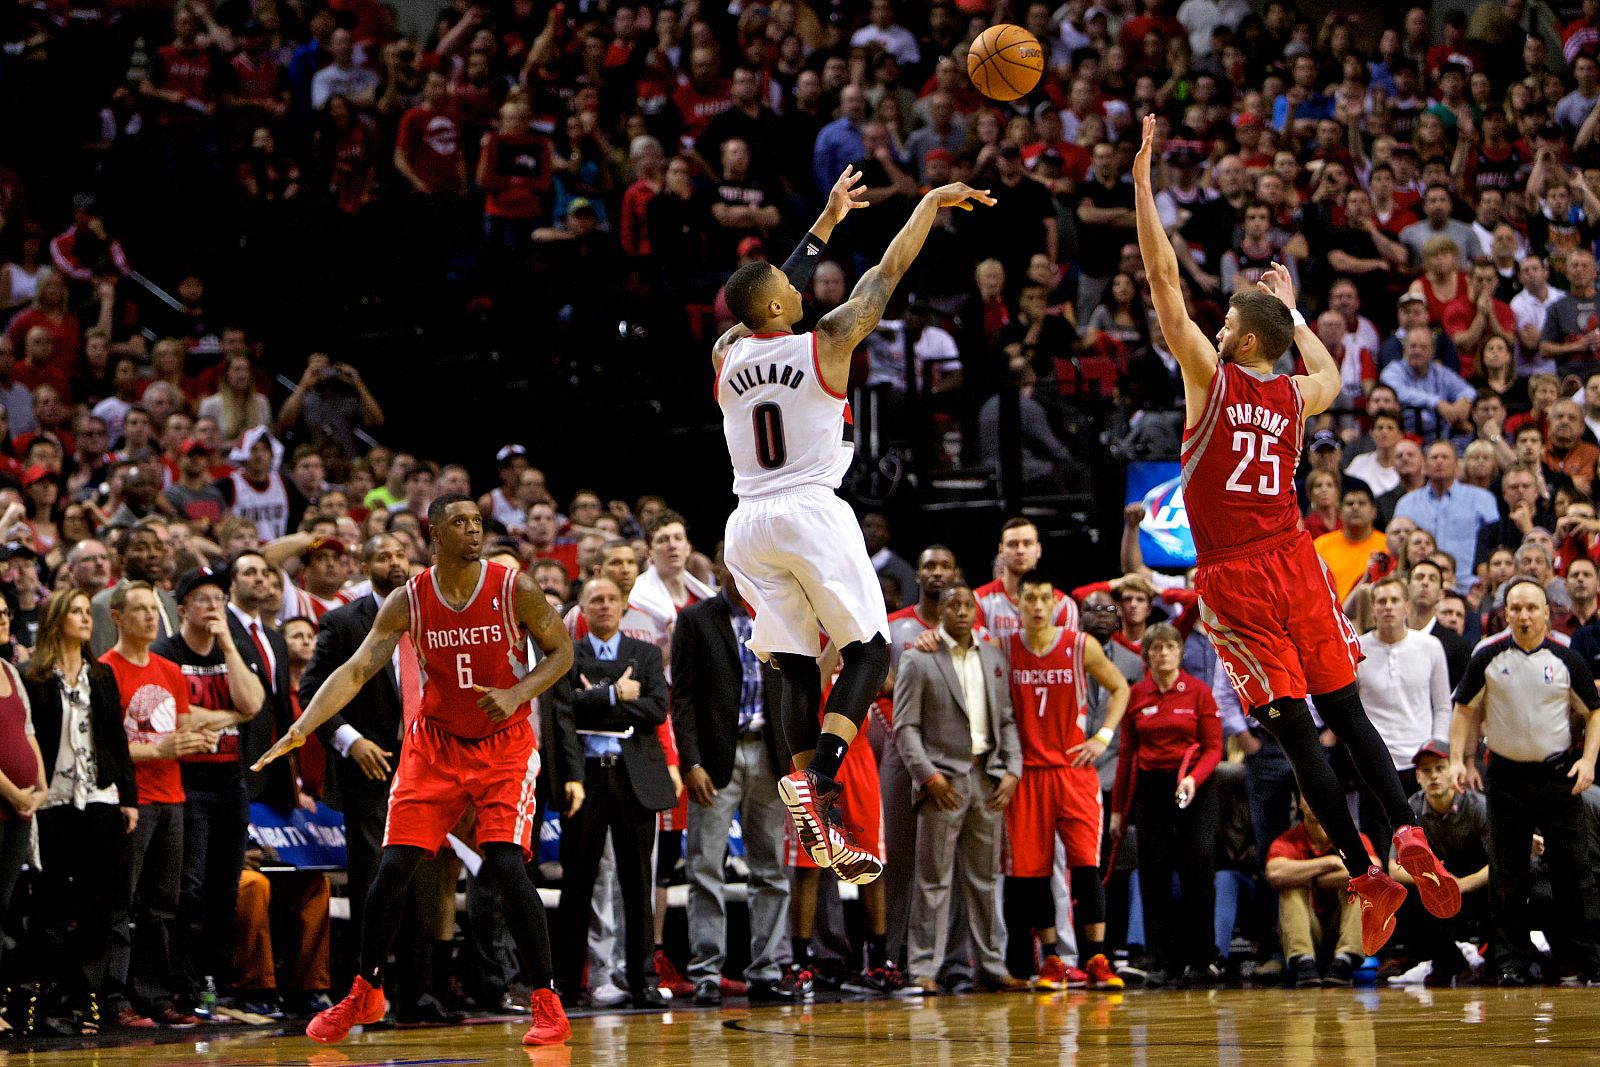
[1069,866,1106,925]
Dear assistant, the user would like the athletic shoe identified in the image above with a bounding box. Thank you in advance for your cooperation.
[307,976,386,1045]
[1348,865,1408,957]
[1393,825,1463,919]
[1288,957,1320,988]
[654,950,695,999]
[1033,955,1070,991]
[522,989,571,1046]
[1085,954,1125,991]
[1495,968,1530,988]
[1064,965,1088,988]
[693,979,721,1006]
[1142,969,1170,989]
[1321,954,1357,987]
[778,964,815,1000]
[825,821,883,885]
[778,769,838,868]
[112,1006,155,1029]
[152,1006,202,1028]
[631,987,670,1011]
[746,980,796,1003]
[588,982,629,1008]
[719,976,749,998]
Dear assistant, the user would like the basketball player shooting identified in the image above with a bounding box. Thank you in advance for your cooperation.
[1132,113,1459,956]
[712,178,995,885]
[251,494,576,1047]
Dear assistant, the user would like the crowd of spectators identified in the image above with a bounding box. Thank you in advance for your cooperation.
[4,0,1600,1042]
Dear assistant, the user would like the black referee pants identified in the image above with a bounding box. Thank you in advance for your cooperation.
[1485,752,1600,976]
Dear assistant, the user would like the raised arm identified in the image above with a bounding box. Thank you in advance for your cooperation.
[814,182,995,388]
[251,586,410,770]
[1257,262,1341,416]
[777,166,868,291]
[1133,113,1220,417]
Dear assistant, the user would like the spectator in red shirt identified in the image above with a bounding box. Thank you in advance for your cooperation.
[7,271,80,370]
[477,98,552,247]
[1266,797,1379,987]
[48,196,130,285]
[1110,623,1223,986]
[618,135,664,259]
[1442,260,1517,377]
[394,72,467,199]
[672,46,732,145]
[525,497,578,579]
[139,9,220,125]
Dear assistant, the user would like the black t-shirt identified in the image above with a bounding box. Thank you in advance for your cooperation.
[994,315,1080,381]
[987,173,1054,273]
[152,632,242,791]
[1077,178,1135,277]
[709,176,780,265]
[1180,196,1242,273]
[1324,225,1390,314]
[1527,211,1597,285]
[695,106,783,184]
[646,190,713,279]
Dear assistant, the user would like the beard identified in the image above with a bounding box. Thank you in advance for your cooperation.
[1218,331,1241,363]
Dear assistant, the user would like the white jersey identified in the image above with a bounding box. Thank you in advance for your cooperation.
[717,331,852,500]
[489,487,525,533]
[228,470,290,541]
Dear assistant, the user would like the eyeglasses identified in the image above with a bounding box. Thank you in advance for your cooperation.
[1082,604,1120,613]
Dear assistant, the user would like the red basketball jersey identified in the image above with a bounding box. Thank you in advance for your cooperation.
[1180,362,1305,564]
[1007,629,1090,769]
[407,561,529,739]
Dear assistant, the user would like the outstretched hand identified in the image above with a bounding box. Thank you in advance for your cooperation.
[825,165,869,225]
[927,182,996,211]
[1134,113,1156,185]
[1255,262,1297,312]
[251,725,305,772]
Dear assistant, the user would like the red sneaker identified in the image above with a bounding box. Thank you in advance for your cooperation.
[1348,865,1408,957]
[778,770,838,868]
[1034,954,1069,991]
[1394,825,1462,919]
[306,976,386,1045]
[719,976,749,998]
[1085,954,1125,991]
[654,950,694,998]
[1064,965,1088,988]
[825,822,883,885]
[522,988,571,1046]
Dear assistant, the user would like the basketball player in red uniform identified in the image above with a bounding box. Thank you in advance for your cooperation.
[1133,113,1459,955]
[712,172,993,884]
[1004,572,1129,992]
[252,494,576,1046]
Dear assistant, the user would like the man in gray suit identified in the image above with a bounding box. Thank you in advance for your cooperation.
[893,583,1023,994]
[91,519,178,656]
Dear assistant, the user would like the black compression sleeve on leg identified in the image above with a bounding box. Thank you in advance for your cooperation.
[479,843,556,986]
[1069,865,1106,926]
[822,635,890,730]
[1312,681,1418,831]
[772,652,824,759]
[1249,699,1373,878]
[779,232,828,290]
[359,844,428,983]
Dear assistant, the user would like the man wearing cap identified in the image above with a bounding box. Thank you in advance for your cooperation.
[165,438,227,535]
[283,536,352,622]
[1385,738,1487,986]
[1379,290,1461,371]
[480,445,531,535]
[219,428,292,541]
[1450,577,1600,984]
[904,95,967,183]
[92,518,179,655]
[152,566,268,997]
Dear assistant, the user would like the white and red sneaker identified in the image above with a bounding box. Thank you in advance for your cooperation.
[778,769,839,868]
[522,988,571,1046]
[825,821,883,885]
[307,976,386,1045]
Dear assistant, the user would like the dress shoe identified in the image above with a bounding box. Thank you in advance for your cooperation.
[112,1006,155,1029]
[746,980,797,1003]
[631,987,670,1011]
[978,973,1030,992]
[694,979,722,1006]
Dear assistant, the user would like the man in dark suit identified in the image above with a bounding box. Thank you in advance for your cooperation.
[673,544,790,1005]
[1408,559,1470,687]
[224,550,295,810]
[555,576,673,1010]
[300,535,410,966]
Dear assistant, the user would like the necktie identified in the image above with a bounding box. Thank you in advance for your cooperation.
[397,633,421,732]
[249,623,274,694]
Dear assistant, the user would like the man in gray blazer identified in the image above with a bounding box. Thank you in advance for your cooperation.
[893,582,1023,993]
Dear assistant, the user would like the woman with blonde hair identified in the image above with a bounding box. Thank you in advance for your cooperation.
[22,589,136,1034]
[1461,439,1500,490]
[197,354,272,447]
[1407,234,1467,323]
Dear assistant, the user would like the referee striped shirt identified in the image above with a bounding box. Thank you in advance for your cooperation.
[1454,632,1600,763]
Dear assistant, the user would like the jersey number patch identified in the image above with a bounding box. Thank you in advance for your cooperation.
[1223,430,1281,496]
[753,402,787,470]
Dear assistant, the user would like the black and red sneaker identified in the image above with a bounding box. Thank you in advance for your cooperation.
[778,769,839,868]
[307,976,386,1045]
[1394,825,1462,918]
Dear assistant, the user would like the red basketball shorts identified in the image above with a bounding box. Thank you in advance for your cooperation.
[384,717,542,859]
[1005,764,1103,875]
[789,731,882,870]
[1195,532,1363,710]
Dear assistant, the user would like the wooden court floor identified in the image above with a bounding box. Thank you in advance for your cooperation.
[6,987,1597,1067]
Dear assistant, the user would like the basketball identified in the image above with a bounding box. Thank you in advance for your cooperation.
[966,24,1045,102]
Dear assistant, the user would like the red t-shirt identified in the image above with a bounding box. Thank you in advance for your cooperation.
[1440,296,1516,377]
[396,105,465,194]
[101,648,191,805]
[1267,822,1377,865]
[534,540,580,580]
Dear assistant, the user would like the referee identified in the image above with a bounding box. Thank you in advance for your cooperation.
[1449,577,1600,986]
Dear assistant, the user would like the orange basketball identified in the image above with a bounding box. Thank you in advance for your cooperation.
[966,24,1045,102]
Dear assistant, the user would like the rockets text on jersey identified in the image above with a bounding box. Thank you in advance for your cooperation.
[407,561,530,739]
[1007,629,1090,768]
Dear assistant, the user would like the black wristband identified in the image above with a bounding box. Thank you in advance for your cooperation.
[779,232,828,291]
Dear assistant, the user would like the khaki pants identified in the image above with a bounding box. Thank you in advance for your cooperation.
[234,870,332,992]
[1278,883,1364,961]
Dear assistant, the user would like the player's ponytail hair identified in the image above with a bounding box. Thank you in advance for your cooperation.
[1227,289,1295,361]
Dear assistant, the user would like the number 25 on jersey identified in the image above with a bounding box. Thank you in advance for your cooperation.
[1224,429,1280,496]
